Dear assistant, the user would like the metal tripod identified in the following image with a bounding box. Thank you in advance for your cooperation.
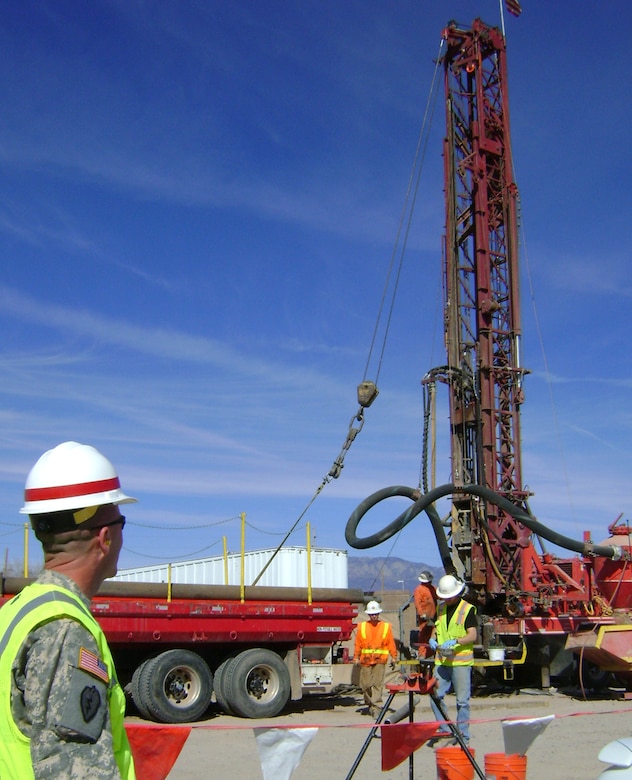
[345,669,486,779]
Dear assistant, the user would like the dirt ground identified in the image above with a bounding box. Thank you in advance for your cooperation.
[131,684,632,779]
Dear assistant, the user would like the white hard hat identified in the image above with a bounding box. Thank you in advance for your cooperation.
[365,600,382,615]
[436,574,465,600]
[20,441,137,515]
[598,737,632,777]
[418,570,433,583]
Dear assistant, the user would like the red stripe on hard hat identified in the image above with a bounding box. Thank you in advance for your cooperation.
[24,476,121,502]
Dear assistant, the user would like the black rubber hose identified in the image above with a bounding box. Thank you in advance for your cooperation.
[344,485,455,573]
[461,483,623,559]
[345,482,624,561]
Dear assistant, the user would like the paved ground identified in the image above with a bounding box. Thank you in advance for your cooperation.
[128,684,632,779]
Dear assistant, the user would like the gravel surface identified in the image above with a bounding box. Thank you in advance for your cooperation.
[129,685,632,779]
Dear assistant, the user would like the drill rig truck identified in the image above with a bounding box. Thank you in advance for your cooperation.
[346,19,632,690]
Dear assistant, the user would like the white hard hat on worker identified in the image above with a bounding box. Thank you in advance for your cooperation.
[20,442,136,532]
[365,600,382,615]
[435,574,465,600]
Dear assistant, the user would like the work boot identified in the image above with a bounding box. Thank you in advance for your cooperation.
[426,732,450,748]
[447,737,469,747]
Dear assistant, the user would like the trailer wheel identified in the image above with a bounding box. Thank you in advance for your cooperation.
[578,659,613,691]
[142,649,213,723]
[213,655,237,714]
[223,648,290,719]
[130,657,158,720]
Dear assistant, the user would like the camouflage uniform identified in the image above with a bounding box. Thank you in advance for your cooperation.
[8,570,122,779]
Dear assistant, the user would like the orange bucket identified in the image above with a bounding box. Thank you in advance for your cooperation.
[435,746,476,780]
[484,752,527,780]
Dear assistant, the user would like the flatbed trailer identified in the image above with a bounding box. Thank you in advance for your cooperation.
[1,577,362,723]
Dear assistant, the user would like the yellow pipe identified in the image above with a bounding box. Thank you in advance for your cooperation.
[306,522,312,605]
[167,563,172,603]
[403,643,527,673]
[473,641,528,669]
[594,623,632,663]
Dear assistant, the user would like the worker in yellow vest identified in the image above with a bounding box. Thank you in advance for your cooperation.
[353,600,398,719]
[0,442,137,779]
[427,574,477,747]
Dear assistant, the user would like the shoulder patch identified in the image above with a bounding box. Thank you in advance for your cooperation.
[81,685,102,722]
[78,646,110,684]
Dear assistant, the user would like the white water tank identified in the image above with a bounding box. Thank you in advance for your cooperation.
[112,546,348,589]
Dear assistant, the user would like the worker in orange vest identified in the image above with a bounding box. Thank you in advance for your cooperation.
[413,570,437,657]
[353,600,398,719]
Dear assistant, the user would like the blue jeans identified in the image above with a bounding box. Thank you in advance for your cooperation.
[430,664,472,742]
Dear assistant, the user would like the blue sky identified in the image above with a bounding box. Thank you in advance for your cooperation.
[0,1,629,578]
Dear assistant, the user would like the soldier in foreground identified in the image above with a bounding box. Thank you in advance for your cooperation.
[0,442,137,779]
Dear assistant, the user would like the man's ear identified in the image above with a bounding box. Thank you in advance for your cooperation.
[95,525,112,554]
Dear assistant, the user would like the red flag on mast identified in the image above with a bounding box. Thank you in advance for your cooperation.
[505,0,523,16]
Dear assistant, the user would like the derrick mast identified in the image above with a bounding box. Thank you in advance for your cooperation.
[347,17,632,684]
[436,20,528,605]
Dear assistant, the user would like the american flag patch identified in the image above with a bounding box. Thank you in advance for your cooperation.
[78,647,110,684]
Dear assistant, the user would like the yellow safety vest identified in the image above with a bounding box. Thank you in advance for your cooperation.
[435,599,475,667]
[0,583,135,780]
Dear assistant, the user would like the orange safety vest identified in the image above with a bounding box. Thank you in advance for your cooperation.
[355,620,396,666]
[413,583,437,620]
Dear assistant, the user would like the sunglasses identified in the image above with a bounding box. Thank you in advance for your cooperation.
[99,515,126,530]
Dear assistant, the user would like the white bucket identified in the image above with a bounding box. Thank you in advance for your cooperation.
[488,647,505,661]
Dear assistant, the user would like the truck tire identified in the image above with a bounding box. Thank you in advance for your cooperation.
[578,659,613,691]
[213,655,237,715]
[141,649,213,723]
[130,657,158,720]
[223,648,291,719]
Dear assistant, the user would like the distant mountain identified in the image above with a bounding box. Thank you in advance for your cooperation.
[347,556,442,593]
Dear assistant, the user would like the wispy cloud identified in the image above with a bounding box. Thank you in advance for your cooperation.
[0,3,630,571]
[0,285,280,373]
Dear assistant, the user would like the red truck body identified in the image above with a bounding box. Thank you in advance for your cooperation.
[1,578,361,722]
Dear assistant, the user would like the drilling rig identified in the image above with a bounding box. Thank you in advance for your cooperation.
[346,19,632,687]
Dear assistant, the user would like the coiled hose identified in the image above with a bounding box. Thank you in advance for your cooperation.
[344,482,625,562]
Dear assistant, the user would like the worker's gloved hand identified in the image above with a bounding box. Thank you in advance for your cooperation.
[429,638,438,650]
[440,639,457,653]
[389,659,397,671]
